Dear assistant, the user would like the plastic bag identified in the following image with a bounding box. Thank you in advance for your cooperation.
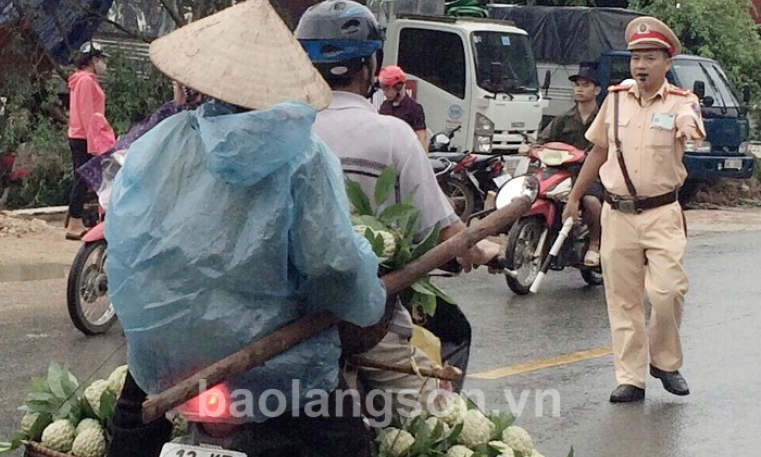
[104,101,386,420]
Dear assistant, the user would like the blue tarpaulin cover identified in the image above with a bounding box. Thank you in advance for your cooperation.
[0,0,114,63]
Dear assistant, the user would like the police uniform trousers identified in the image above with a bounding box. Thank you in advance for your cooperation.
[600,200,688,387]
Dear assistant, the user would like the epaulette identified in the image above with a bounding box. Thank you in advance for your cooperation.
[668,87,692,96]
[608,85,629,92]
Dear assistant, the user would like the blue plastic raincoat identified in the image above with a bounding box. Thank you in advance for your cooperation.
[105,100,386,422]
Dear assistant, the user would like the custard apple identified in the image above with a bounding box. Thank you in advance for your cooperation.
[352,225,398,258]
[488,441,515,457]
[75,418,102,437]
[446,445,474,457]
[425,416,450,436]
[41,419,75,453]
[458,409,496,447]
[380,428,415,457]
[502,426,534,455]
[21,412,42,436]
[107,365,128,395]
[84,380,111,413]
[433,392,467,425]
[71,427,106,457]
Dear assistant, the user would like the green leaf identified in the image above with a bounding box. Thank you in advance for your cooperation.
[99,389,118,420]
[345,179,373,216]
[374,164,397,207]
[0,432,24,454]
[25,392,55,403]
[351,215,386,231]
[410,222,440,260]
[409,281,437,316]
[488,411,515,437]
[60,366,79,396]
[30,376,49,393]
[421,279,456,305]
[28,413,52,441]
[378,203,417,227]
[565,446,575,457]
[371,232,386,258]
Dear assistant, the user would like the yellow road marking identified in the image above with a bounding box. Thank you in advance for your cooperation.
[468,346,613,380]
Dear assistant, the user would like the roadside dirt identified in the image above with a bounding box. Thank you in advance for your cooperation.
[0,213,79,267]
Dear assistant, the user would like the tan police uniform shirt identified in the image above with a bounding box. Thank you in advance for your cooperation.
[585,81,706,198]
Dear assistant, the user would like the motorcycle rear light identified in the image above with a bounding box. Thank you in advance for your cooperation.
[177,383,232,422]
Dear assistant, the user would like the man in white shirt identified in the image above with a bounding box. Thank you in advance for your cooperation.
[296,0,501,419]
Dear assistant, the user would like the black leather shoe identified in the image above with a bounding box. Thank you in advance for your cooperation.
[650,365,690,396]
[609,384,645,403]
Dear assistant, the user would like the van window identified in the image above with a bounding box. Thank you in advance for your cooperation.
[398,28,466,99]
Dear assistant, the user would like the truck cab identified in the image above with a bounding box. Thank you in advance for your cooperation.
[598,51,754,180]
[376,7,546,156]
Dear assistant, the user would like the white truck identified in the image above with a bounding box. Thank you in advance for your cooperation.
[367,0,547,159]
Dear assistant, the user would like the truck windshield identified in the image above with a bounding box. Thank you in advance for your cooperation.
[472,32,538,94]
[672,60,739,108]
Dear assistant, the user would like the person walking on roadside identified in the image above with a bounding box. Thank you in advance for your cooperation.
[66,41,110,240]
[561,17,705,403]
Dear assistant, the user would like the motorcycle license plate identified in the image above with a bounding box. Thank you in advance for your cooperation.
[493,174,511,188]
[724,159,743,170]
[160,442,247,457]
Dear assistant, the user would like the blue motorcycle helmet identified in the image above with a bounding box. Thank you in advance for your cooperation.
[295,0,384,86]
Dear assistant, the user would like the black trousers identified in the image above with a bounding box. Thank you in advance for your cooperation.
[68,138,90,219]
[107,371,371,457]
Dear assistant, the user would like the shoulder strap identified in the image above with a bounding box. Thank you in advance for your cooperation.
[614,91,638,198]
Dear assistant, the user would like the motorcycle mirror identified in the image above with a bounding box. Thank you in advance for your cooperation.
[494,175,539,209]
[692,80,706,101]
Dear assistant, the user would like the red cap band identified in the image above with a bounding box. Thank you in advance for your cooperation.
[630,30,675,55]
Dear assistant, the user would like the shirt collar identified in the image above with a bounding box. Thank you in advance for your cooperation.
[628,80,670,103]
[329,91,377,112]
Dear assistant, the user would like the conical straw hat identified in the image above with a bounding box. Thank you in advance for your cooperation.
[149,0,332,111]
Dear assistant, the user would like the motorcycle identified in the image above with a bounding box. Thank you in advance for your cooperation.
[497,141,604,295]
[428,129,511,221]
[66,152,124,335]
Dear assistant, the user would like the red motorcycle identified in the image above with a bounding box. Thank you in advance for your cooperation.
[66,152,124,335]
[498,142,603,295]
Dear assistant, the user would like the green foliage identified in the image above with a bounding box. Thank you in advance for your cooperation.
[0,29,173,208]
[346,165,453,316]
[101,50,174,136]
[628,0,761,138]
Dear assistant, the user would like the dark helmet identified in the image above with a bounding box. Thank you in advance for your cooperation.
[295,0,384,80]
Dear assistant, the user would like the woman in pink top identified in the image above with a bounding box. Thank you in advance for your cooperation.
[66,41,109,240]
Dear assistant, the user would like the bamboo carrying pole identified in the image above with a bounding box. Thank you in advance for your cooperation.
[141,195,532,423]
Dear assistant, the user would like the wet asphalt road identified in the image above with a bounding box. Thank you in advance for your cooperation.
[1,228,760,456]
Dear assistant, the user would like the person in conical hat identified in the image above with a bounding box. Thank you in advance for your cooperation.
[561,15,705,404]
[104,2,385,456]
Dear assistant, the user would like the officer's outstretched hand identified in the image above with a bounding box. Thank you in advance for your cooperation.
[562,198,581,225]
[676,123,702,142]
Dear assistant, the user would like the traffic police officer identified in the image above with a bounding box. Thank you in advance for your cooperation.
[562,16,706,403]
